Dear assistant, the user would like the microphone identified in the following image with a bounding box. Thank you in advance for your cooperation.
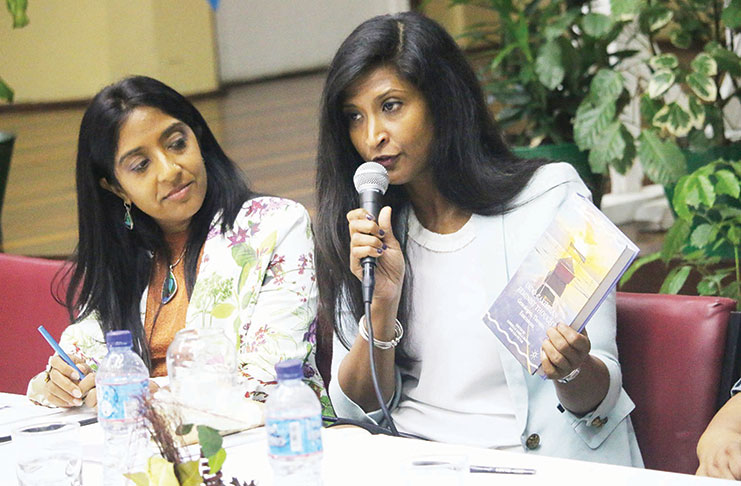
[353,162,389,304]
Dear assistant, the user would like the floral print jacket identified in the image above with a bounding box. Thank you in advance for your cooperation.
[28,197,331,414]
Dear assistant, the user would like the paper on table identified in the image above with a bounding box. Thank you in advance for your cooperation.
[0,393,96,442]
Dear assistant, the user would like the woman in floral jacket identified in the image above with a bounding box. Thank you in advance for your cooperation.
[27,76,329,414]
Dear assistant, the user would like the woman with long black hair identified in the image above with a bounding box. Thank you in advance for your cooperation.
[28,76,327,412]
[315,12,642,465]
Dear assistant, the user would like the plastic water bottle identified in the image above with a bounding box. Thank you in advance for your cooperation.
[96,330,149,485]
[265,359,323,486]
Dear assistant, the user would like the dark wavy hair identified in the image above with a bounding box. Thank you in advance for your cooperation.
[64,75,254,367]
[315,12,545,349]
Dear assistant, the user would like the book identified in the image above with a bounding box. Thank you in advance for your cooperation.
[482,191,639,375]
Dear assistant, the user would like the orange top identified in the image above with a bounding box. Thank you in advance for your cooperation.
[144,231,203,377]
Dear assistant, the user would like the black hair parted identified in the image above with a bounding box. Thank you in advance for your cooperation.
[315,12,546,349]
[66,75,254,367]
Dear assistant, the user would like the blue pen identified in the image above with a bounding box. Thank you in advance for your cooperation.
[37,325,86,379]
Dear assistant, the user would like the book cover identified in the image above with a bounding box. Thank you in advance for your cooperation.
[482,192,639,375]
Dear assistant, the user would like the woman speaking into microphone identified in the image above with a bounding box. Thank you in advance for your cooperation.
[314,12,642,466]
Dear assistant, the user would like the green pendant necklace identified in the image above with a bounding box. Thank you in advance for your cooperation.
[161,247,186,305]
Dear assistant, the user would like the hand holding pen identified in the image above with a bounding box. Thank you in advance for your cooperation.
[37,326,97,408]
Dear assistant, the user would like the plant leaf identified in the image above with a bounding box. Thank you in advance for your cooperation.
[715,169,741,198]
[649,53,678,70]
[619,252,662,287]
[176,423,193,435]
[611,0,643,21]
[0,77,14,103]
[589,69,624,103]
[582,13,614,38]
[661,218,691,262]
[728,225,741,246]
[687,72,717,102]
[690,224,714,248]
[544,10,579,41]
[722,0,741,29]
[123,472,150,486]
[659,265,692,294]
[197,425,223,458]
[175,461,201,486]
[672,175,693,219]
[535,41,564,90]
[574,100,616,150]
[640,94,661,122]
[637,130,687,184]
[696,174,716,206]
[691,52,718,76]
[207,448,227,474]
[670,29,691,49]
[652,103,692,137]
[705,42,741,77]
[587,121,626,173]
[648,69,675,99]
[231,243,256,268]
[687,96,705,130]
[640,5,673,32]
[147,457,180,486]
[7,0,29,28]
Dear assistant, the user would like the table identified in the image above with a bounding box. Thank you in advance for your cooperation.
[0,392,735,485]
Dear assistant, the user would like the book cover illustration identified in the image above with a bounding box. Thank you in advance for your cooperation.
[482,192,639,375]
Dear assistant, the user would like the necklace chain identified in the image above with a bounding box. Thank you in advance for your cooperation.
[169,247,186,270]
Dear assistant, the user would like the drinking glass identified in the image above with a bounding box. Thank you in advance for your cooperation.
[12,421,82,486]
[166,327,237,411]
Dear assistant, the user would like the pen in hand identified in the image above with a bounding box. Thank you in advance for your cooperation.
[37,325,86,380]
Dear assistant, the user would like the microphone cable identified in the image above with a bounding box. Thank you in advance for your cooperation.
[364,299,399,436]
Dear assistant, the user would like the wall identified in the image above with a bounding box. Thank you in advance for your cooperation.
[215,0,409,83]
[1,0,218,104]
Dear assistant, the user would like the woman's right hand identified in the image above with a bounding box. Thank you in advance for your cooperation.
[42,354,96,408]
[347,206,405,306]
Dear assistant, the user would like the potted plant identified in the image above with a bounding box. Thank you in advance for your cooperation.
[1,0,29,251]
[447,0,642,205]
[621,158,740,307]
[573,0,741,186]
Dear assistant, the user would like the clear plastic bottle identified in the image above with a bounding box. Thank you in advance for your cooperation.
[265,359,323,486]
[96,330,149,486]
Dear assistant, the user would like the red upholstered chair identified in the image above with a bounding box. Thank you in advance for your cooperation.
[616,291,739,475]
[0,253,71,394]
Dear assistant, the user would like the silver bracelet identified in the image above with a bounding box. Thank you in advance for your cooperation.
[557,366,582,384]
[358,314,404,350]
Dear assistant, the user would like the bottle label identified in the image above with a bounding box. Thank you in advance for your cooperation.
[98,380,148,422]
[266,415,323,458]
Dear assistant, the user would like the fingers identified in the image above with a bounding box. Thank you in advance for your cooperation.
[78,372,96,396]
[347,206,395,277]
[50,354,82,382]
[44,372,83,407]
[84,388,97,409]
[44,354,88,407]
[542,324,591,379]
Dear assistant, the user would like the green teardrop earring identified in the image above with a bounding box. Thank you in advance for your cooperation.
[123,201,134,230]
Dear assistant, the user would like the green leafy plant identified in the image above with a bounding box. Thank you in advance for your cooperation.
[449,0,638,149]
[125,397,256,486]
[2,0,29,102]
[574,0,741,185]
[621,158,741,308]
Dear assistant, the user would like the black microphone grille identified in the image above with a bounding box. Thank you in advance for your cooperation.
[353,162,389,195]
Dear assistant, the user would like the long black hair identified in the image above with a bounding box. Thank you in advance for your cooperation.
[65,75,254,367]
[315,12,545,349]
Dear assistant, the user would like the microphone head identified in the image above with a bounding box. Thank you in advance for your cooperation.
[353,161,389,195]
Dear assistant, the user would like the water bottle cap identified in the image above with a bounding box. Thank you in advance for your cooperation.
[275,359,304,380]
[106,330,133,347]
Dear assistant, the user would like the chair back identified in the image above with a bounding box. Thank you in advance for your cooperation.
[0,253,70,394]
[616,291,738,475]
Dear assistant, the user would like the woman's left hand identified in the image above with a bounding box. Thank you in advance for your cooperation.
[541,324,591,381]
